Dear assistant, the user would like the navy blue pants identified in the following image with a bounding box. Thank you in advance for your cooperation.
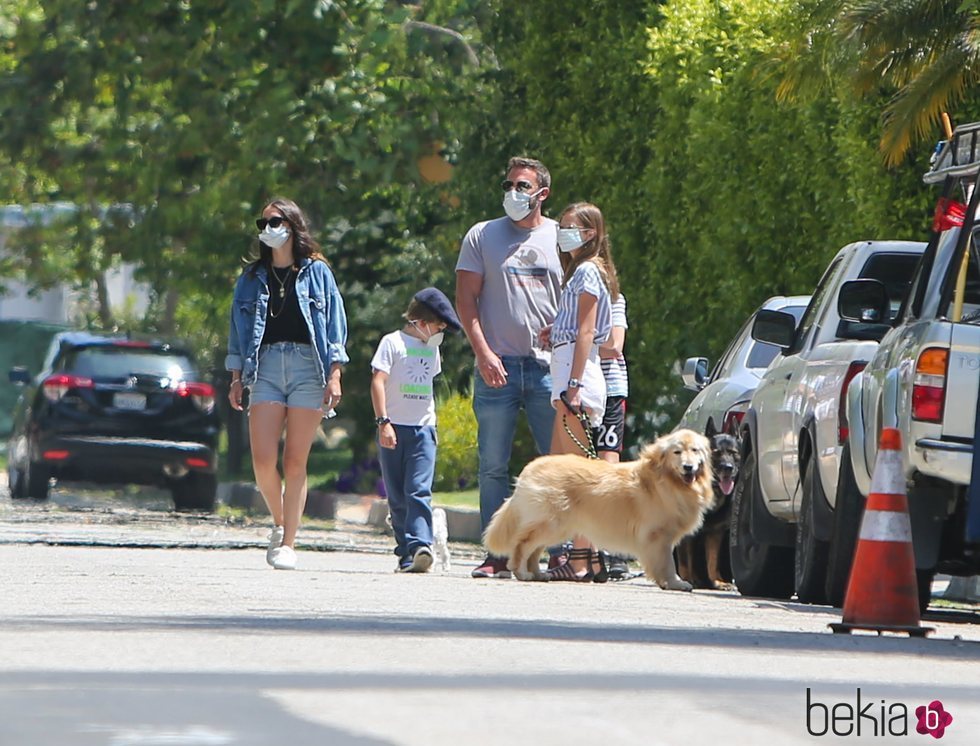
[378,424,436,566]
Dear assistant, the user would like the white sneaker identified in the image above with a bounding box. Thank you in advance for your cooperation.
[405,546,433,574]
[266,526,285,566]
[271,545,297,570]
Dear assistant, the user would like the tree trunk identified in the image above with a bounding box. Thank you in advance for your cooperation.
[162,285,178,335]
[94,271,114,329]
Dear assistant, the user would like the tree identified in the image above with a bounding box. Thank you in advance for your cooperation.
[0,0,492,459]
[777,0,980,165]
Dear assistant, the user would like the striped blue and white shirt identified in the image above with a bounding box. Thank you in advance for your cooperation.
[602,294,629,397]
[551,261,612,348]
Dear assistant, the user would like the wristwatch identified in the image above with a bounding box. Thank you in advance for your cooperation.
[567,378,581,389]
[375,416,391,426]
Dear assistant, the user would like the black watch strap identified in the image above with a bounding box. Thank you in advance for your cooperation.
[375,416,391,426]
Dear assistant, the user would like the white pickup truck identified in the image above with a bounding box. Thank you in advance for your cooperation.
[731,239,925,603]
[833,121,980,609]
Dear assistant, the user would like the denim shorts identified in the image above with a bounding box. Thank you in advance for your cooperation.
[249,342,326,411]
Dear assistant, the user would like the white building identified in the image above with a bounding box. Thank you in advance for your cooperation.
[0,204,148,323]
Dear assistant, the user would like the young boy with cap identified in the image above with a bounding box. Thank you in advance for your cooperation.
[370,287,462,573]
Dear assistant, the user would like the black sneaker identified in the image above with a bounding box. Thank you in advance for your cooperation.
[606,553,632,581]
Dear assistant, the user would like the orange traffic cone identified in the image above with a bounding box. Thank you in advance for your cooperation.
[830,428,933,637]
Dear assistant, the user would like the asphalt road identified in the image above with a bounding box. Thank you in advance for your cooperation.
[2,483,980,745]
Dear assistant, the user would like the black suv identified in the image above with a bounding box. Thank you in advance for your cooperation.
[6,332,220,511]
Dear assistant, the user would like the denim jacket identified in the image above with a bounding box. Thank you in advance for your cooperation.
[225,257,349,386]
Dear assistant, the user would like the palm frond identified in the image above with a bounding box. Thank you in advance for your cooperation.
[879,42,971,165]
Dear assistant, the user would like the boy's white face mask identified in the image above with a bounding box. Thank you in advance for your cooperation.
[412,320,444,348]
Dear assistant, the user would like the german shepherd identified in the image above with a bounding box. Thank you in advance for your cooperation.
[676,430,739,590]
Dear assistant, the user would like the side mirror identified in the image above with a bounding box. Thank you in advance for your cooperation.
[838,279,889,323]
[751,309,797,349]
[681,357,709,391]
[8,366,30,386]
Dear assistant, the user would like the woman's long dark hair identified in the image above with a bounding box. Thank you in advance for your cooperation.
[558,202,619,299]
[246,197,327,275]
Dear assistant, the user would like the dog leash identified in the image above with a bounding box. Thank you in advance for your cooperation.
[559,391,598,460]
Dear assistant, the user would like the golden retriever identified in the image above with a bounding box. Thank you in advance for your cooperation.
[483,429,714,590]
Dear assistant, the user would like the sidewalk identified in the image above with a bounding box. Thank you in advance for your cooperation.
[0,474,484,563]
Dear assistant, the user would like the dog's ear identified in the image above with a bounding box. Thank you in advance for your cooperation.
[640,439,667,472]
[705,420,718,439]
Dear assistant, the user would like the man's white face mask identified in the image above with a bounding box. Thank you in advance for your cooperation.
[502,187,544,222]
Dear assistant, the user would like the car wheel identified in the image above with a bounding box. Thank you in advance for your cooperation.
[729,447,795,598]
[825,442,864,607]
[25,463,51,500]
[916,568,935,615]
[8,466,27,499]
[795,461,829,604]
[172,472,217,512]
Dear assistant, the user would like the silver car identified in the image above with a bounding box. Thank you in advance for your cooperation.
[678,295,810,436]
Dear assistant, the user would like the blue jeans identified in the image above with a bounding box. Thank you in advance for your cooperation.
[378,425,436,565]
[473,356,555,530]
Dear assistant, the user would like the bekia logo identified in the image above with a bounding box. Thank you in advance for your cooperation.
[806,689,953,739]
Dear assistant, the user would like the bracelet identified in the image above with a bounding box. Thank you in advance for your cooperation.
[231,379,242,387]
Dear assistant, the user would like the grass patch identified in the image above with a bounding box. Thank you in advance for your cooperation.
[433,488,479,510]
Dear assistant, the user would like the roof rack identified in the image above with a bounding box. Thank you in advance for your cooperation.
[924,121,980,184]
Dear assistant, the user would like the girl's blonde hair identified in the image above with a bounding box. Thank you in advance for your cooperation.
[557,202,619,299]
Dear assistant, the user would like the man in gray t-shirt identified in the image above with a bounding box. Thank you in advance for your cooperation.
[455,156,562,579]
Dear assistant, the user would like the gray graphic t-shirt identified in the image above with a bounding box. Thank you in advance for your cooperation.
[455,216,562,363]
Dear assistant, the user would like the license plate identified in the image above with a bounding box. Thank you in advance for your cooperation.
[113,392,146,411]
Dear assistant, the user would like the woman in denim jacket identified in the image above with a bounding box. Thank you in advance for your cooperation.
[226,197,349,570]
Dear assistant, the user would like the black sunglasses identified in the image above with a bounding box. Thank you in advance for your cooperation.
[501,179,536,193]
[256,216,289,230]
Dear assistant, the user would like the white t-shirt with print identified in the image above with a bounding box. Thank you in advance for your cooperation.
[370,330,442,427]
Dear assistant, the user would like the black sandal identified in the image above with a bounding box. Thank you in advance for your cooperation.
[547,547,608,583]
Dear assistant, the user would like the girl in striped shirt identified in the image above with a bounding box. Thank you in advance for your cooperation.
[542,202,618,581]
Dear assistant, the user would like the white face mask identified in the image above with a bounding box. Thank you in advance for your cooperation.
[557,227,589,253]
[502,188,542,222]
[412,320,444,348]
[259,224,290,249]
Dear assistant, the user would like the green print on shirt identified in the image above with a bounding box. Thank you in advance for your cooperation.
[405,346,434,358]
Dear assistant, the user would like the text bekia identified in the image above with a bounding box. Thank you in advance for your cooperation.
[805,689,953,738]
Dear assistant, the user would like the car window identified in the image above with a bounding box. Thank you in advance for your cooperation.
[793,257,845,352]
[948,241,980,322]
[710,317,754,382]
[745,304,808,368]
[858,253,922,319]
[58,347,198,381]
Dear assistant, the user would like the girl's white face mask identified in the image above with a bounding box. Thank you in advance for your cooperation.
[557,227,590,253]
[259,224,290,249]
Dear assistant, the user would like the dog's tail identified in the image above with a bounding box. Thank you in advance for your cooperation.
[483,498,520,557]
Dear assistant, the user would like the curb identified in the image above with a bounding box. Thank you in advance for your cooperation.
[365,498,482,544]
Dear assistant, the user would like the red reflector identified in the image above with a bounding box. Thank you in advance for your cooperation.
[42,374,94,401]
[186,457,209,468]
[42,450,70,460]
[177,382,212,396]
[912,385,944,422]
[838,361,867,444]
